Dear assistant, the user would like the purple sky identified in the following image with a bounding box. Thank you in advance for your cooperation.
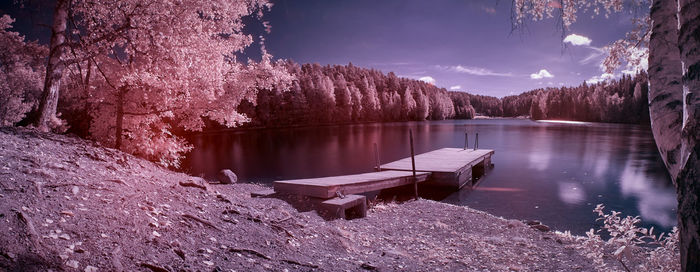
[261,0,645,97]
[1,0,645,98]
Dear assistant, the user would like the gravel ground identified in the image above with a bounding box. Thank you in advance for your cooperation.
[0,127,632,271]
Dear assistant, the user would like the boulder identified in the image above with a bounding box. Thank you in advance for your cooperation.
[525,220,542,226]
[531,224,551,232]
[179,177,208,190]
[217,169,238,184]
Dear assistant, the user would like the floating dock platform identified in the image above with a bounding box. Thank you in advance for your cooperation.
[381,148,494,189]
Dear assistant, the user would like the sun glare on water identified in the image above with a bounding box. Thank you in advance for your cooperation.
[536,120,591,125]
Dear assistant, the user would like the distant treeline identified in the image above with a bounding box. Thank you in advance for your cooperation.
[454,72,650,124]
[236,61,458,127]
[233,62,649,128]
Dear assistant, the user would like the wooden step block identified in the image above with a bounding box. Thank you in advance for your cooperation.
[320,194,367,219]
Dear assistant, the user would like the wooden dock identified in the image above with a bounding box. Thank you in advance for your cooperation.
[381,148,494,189]
[264,147,495,219]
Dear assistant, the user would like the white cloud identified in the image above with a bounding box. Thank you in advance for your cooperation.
[449,85,461,90]
[530,69,554,79]
[585,73,615,84]
[564,34,592,46]
[580,51,604,65]
[419,76,435,84]
[437,65,513,77]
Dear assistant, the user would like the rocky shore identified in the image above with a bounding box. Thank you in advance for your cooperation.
[0,127,640,271]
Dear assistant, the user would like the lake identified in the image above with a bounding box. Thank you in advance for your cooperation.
[183,119,676,235]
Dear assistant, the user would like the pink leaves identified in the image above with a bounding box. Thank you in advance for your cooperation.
[514,0,631,28]
[0,15,48,126]
[60,0,291,167]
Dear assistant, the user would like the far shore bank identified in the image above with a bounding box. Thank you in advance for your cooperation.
[181,116,653,137]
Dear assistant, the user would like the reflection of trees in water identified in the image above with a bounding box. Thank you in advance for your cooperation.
[527,125,551,171]
[619,133,676,227]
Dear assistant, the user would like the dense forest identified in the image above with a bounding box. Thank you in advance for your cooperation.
[236,61,459,127]
[457,72,650,124]
[235,62,650,127]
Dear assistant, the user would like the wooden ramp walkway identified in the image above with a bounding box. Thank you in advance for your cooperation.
[273,170,431,198]
[381,148,494,189]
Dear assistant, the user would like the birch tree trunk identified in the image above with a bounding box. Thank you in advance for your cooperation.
[34,0,69,131]
[648,0,684,181]
[649,0,700,270]
[676,0,700,270]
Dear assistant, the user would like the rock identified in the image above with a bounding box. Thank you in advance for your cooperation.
[173,248,186,260]
[61,210,74,216]
[84,265,98,272]
[531,224,550,232]
[360,262,379,271]
[66,260,79,269]
[179,177,207,190]
[525,220,541,226]
[215,194,231,203]
[141,263,169,272]
[217,169,237,184]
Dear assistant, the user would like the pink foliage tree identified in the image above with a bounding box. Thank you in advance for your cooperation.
[50,0,292,167]
[0,15,47,127]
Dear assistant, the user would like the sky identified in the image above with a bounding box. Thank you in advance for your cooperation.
[258,0,646,97]
[1,0,646,98]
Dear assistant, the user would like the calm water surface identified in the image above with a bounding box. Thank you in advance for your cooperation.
[184,119,676,235]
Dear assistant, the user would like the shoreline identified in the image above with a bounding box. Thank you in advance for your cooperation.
[182,117,650,138]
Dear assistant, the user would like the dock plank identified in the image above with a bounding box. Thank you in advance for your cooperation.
[380,148,494,173]
[273,170,430,198]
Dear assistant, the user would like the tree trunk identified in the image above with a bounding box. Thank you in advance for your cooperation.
[676,0,700,270]
[676,153,700,272]
[648,0,684,180]
[34,0,69,131]
[115,87,125,150]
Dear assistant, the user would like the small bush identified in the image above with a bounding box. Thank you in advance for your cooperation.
[556,204,679,271]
